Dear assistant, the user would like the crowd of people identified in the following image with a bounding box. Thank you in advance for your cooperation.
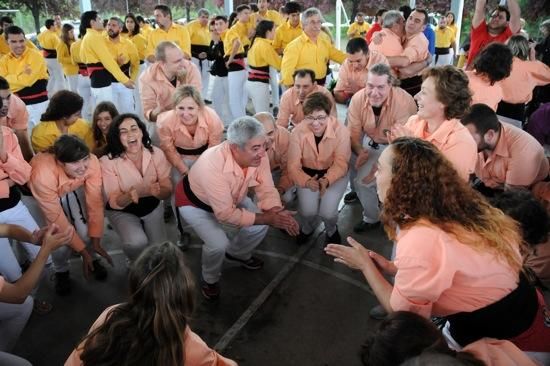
[0,0,549,364]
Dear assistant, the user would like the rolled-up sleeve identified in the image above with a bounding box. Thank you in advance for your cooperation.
[347,92,364,148]
[325,125,351,184]
[0,129,32,191]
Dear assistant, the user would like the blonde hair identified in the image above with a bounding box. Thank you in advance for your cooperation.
[172,85,204,108]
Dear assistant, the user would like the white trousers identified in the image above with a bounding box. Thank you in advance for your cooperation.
[106,202,166,262]
[211,75,232,126]
[355,139,388,223]
[0,201,47,283]
[26,100,48,131]
[66,74,78,93]
[0,296,33,352]
[111,82,135,114]
[227,69,248,119]
[269,67,279,108]
[91,85,114,110]
[192,57,210,96]
[77,75,93,122]
[297,174,348,236]
[433,53,454,66]
[205,71,216,101]
[272,169,296,204]
[179,197,268,284]
[246,80,270,114]
[45,58,65,95]
[132,63,147,118]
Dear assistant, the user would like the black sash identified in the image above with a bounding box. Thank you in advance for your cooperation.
[302,166,328,178]
[175,143,208,156]
[182,174,213,212]
[106,196,160,218]
[0,185,21,212]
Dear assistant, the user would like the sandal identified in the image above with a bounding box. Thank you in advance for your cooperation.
[33,299,53,315]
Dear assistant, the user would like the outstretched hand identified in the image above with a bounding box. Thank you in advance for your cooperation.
[324,236,375,271]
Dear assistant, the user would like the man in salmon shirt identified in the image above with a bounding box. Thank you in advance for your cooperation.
[0,77,33,161]
[462,103,549,196]
[176,117,299,300]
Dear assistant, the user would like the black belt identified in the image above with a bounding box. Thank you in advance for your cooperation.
[302,166,328,178]
[175,143,208,156]
[316,77,326,86]
[106,196,160,218]
[182,175,213,212]
[0,185,21,212]
[435,47,451,55]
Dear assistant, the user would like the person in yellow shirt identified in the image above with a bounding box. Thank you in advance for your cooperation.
[122,13,147,117]
[0,17,37,56]
[137,15,153,39]
[0,26,49,130]
[79,11,135,110]
[347,12,371,39]
[54,15,63,36]
[146,5,191,62]
[250,0,283,29]
[247,20,281,113]
[273,1,303,55]
[31,90,94,153]
[70,37,93,122]
[57,24,78,93]
[105,17,139,114]
[186,8,212,96]
[37,19,65,95]
[434,16,455,65]
[281,7,347,87]
[225,4,252,119]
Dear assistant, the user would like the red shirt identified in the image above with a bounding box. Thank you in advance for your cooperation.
[366,23,382,44]
[467,22,512,68]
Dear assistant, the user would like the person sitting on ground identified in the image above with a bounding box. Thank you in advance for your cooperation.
[65,242,237,366]
[326,137,550,352]
[91,101,119,157]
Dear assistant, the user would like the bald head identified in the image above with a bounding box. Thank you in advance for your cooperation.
[254,112,276,150]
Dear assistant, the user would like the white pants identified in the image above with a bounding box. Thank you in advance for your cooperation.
[355,139,388,223]
[205,71,216,101]
[51,189,97,273]
[91,85,114,109]
[0,201,46,282]
[211,75,232,126]
[192,57,210,96]
[112,82,135,114]
[77,75,93,122]
[106,202,166,262]
[272,169,296,204]
[227,69,248,119]
[26,100,48,131]
[246,80,270,114]
[179,197,268,284]
[132,63,147,118]
[297,174,348,235]
[0,296,33,352]
[45,58,65,95]
[66,74,78,93]
[433,53,454,66]
[269,67,279,108]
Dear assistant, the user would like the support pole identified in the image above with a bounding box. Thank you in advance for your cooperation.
[450,0,465,53]
[79,0,92,13]
[224,0,234,18]
[336,0,342,50]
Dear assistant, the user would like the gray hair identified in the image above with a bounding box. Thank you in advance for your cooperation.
[369,63,399,86]
[155,41,181,62]
[382,10,403,28]
[227,117,265,149]
[507,35,530,60]
[197,8,210,17]
[302,7,324,25]
[109,17,124,28]
[540,19,550,36]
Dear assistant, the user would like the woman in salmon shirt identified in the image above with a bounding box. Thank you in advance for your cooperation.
[288,92,350,245]
[91,101,119,157]
[101,114,172,262]
[29,135,112,296]
[465,43,513,111]
[157,85,224,245]
[326,137,550,353]
[65,242,237,366]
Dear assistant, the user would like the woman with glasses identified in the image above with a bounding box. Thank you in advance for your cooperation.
[288,92,350,245]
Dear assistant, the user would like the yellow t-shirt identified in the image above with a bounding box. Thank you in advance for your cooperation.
[31,118,95,153]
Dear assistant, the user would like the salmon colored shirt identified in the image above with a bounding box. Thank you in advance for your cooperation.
[402,32,429,63]
[157,107,224,174]
[29,153,104,252]
[500,57,550,104]
[0,93,28,130]
[139,61,201,122]
[0,126,31,198]
[405,115,477,181]
[288,116,351,187]
[391,221,520,318]
[348,86,416,145]
[476,122,549,188]
[187,142,281,227]
[64,305,237,366]
[463,338,538,366]
[267,126,292,191]
[369,28,404,57]
[276,85,337,128]
[333,50,389,96]
[466,70,503,111]
[100,146,172,210]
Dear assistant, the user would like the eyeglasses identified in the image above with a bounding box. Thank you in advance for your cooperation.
[304,114,328,123]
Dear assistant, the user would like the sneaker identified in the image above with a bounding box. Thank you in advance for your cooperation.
[92,259,108,281]
[325,228,342,244]
[54,271,71,296]
[369,304,388,320]
[177,232,191,251]
[353,220,380,233]
[225,253,264,270]
[201,281,220,300]
[295,230,313,245]
[343,191,358,203]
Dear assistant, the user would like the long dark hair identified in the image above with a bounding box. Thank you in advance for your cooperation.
[250,19,274,48]
[105,113,153,158]
[79,242,196,366]
[92,101,119,147]
[60,23,74,53]
[40,90,83,121]
[122,13,140,37]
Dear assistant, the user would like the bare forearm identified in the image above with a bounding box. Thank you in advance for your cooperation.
[362,263,394,313]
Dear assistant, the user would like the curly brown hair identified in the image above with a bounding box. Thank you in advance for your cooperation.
[380,137,523,272]
[422,66,472,120]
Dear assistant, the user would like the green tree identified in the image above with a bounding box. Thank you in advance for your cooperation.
[0,0,78,33]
